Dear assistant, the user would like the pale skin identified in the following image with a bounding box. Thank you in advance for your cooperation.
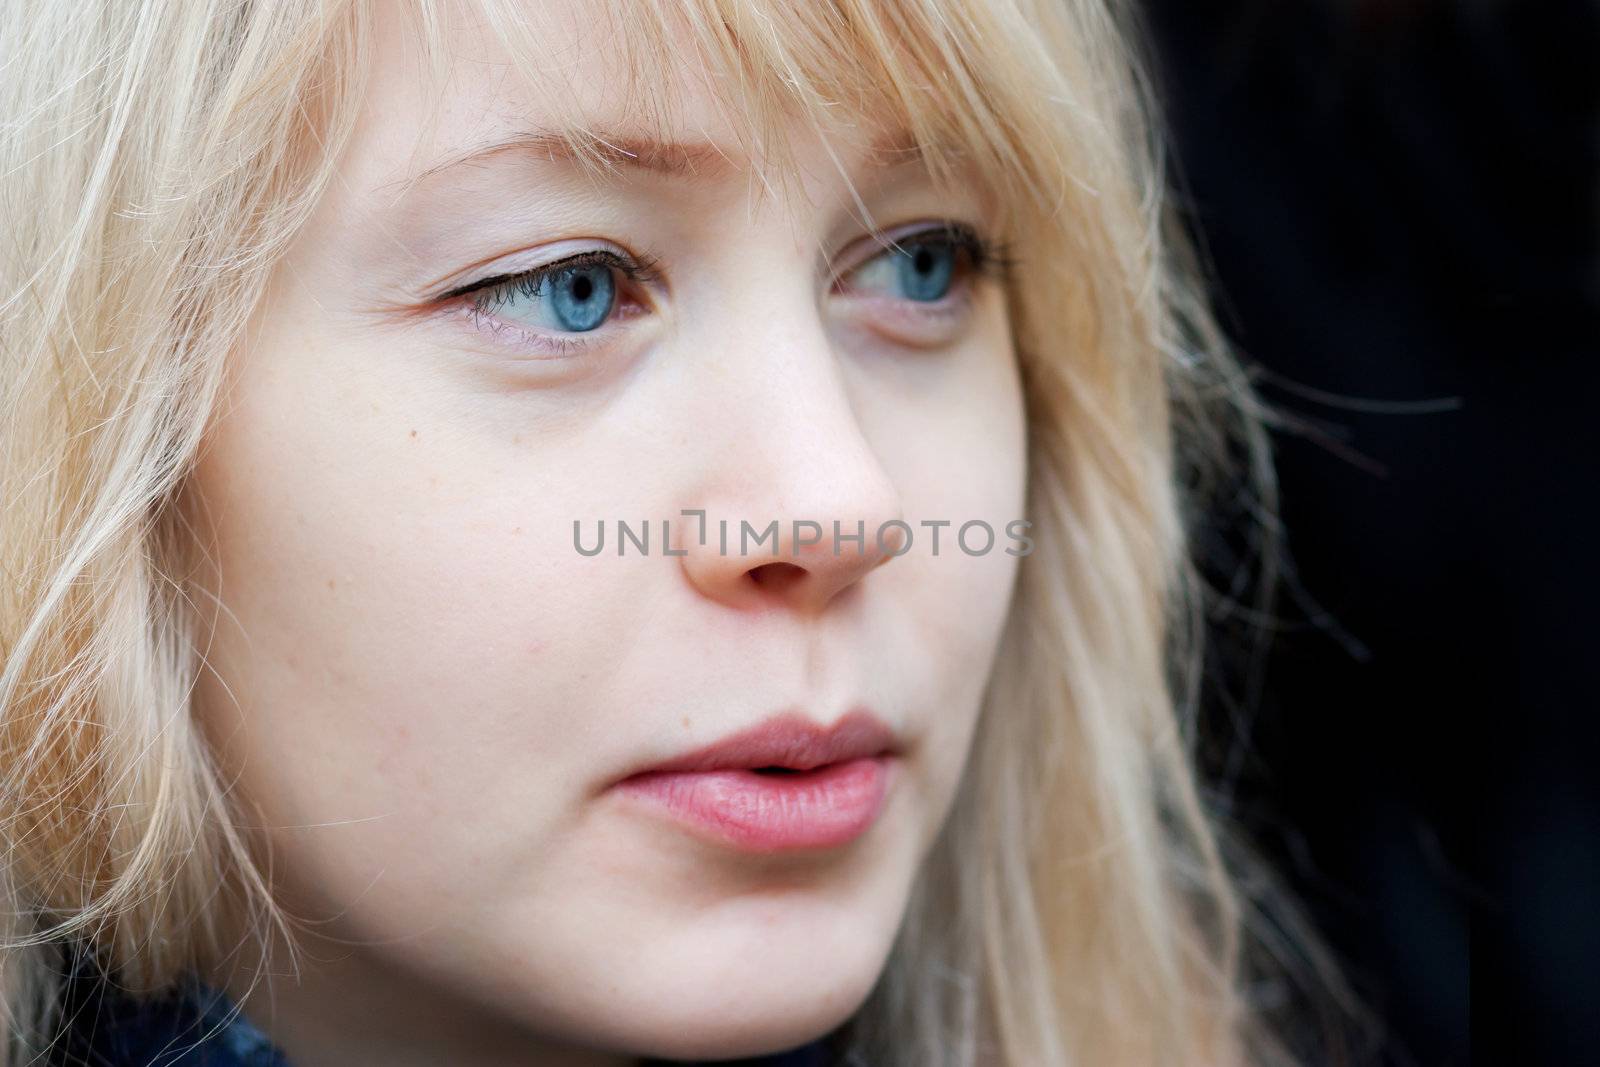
[183,2,1026,1064]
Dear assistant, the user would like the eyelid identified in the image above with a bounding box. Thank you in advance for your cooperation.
[439,245,662,307]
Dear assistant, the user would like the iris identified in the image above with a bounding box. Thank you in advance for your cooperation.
[895,241,955,302]
[542,264,614,332]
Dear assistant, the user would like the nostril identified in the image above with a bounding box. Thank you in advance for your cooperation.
[747,562,806,591]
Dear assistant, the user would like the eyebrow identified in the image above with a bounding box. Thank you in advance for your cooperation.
[383,127,929,202]
[385,131,742,201]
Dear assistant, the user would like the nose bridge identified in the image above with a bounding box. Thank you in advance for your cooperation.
[676,284,906,612]
[757,333,895,518]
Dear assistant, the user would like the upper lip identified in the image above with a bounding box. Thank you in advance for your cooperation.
[619,709,899,778]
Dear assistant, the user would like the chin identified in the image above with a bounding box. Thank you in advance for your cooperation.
[618,963,881,1061]
[578,901,899,1061]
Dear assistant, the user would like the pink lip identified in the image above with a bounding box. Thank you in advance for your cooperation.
[612,710,900,852]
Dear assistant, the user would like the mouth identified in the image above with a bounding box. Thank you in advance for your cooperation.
[611,710,901,852]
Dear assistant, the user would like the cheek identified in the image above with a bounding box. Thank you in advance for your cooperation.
[858,285,1026,514]
[185,332,635,920]
[854,305,1027,808]
[865,294,1027,602]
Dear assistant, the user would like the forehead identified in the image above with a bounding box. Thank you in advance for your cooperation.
[352,0,918,207]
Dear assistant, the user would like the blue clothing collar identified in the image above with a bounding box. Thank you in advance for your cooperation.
[53,969,288,1067]
[53,967,833,1067]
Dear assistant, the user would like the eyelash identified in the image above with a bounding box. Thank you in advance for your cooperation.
[440,222,1010,356]
[444,249,663,309]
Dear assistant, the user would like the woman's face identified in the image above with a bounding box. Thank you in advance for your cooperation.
[186,2,1025,1063]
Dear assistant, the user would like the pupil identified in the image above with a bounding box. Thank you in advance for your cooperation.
[914,249,933,274]
[572,274,593,301]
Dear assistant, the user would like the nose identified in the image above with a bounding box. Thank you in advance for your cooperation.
[677,501,908,614]
[676,314,907,615]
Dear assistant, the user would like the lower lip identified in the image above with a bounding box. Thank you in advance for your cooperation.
[614,756,895,852]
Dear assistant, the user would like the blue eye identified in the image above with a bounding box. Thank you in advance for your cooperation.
[542,264,614,331]
[895,242,956,301]
[461,253,637,335]
[844,229,989,304]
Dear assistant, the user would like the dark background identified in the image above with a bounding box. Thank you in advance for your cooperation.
[1138,3,1600,1065]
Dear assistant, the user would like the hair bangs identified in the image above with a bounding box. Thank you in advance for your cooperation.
[399,0,1077,227]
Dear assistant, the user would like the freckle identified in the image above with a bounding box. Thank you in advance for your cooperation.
[326,578,336,591]
[409,429,419,440]
[512,526,523,535]
[512,434,523,445]
[681,715,691,729]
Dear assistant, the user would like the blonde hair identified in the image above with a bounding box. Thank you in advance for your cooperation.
[1,1,1344,1064]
